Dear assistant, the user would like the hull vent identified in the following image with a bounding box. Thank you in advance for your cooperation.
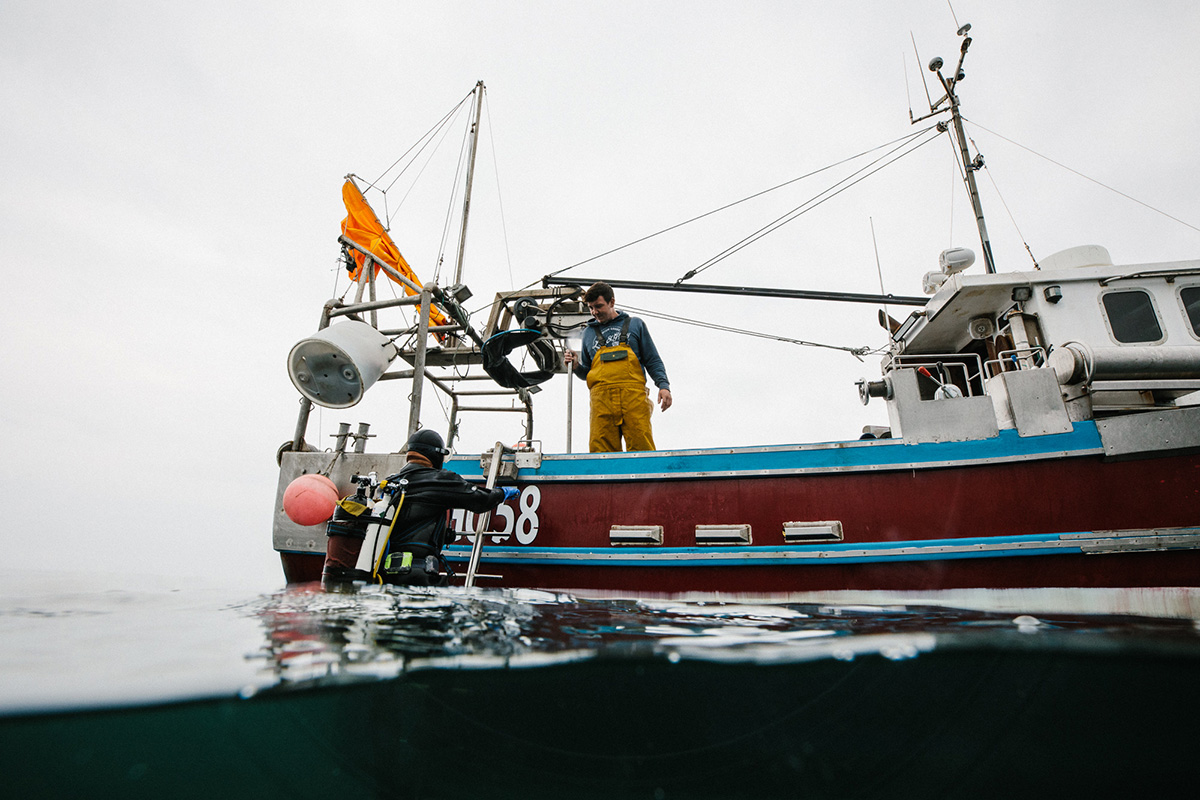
[610,525,663,546]
[783,521,844,543]
[696,524,752,546]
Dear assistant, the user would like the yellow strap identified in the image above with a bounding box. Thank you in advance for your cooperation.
[338,498,370,516]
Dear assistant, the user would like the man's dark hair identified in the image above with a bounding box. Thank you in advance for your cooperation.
[583,281,614,304]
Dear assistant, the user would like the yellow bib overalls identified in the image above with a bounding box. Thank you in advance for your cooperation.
[586,317,655,452]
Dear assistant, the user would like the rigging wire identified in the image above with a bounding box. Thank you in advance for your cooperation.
[484,92,516,291]
[945,132,961,245]
[620,303,877,361]
[433,108,475,285]
[542,126,941,283]
[384,112,467,230]
[870,217,889,323]
[674,127,944,284]
[966,130,1041,269]
[391,112,470,227]
[965,118,1200,235]
[373,89,474,191]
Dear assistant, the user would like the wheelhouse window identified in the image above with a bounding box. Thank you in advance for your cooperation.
[1101,290,1163,343]
[1181,286,1200,338]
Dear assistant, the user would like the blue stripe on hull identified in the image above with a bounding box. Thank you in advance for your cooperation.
[445,423,1104,481]
[443,528,1200,568]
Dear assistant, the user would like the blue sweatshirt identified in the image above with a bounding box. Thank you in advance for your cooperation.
[572,311,670,390]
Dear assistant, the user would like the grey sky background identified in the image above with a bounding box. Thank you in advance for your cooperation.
[3,1,1199,589]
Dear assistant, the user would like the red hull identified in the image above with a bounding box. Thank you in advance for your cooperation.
[281,451,1200,593]
[282,549,1200,592]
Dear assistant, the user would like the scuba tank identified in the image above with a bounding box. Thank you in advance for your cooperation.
[322,473,387,590]
[353,476,408,579]
[325,473,374,542]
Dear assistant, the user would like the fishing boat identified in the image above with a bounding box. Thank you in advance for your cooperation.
[272,31,1200,594]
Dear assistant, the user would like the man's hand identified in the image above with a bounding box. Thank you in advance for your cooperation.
[658,388,673,411]
[564,350,577,367]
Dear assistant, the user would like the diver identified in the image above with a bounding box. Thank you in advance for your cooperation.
[321,428,516,590]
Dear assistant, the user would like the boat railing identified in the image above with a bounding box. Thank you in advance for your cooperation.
[985,347,1047,378]
[884,353,985,398]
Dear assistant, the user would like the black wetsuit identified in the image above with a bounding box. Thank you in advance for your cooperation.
[378,461,506,585]
[322,459,505,589]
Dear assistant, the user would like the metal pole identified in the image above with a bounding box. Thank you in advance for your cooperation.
[540,276,928,306]
[367,254,378,328]
[465,441,506,588]
[932,34,997,275]
[339,236,425,295]
[334,422,351,453]
[353,256,369,304]
[353,423,371,453]
[407,285,434,439]
[291,398,313,453]
[566,368,574,453]
[948,103,997,275]
[452,81,485,287]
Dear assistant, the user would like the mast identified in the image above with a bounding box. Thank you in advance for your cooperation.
[919,25,998,274]
[453,81,486,286]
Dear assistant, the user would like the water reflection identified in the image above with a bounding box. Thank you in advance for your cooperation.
[242,584,1200,689]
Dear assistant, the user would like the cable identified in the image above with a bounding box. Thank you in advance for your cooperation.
[542,127,940,282]
[433,110,474,284]
[967,131,1040,269]
[484,92,516,291]
[372,89,474,189]
[965,118,1200,235]
[620,303,877,360]
[675,128,944,283]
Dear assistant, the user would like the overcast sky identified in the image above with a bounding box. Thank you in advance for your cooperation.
[3,1,1199,589]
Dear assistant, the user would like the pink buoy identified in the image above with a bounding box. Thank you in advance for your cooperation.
[282,473,340,526]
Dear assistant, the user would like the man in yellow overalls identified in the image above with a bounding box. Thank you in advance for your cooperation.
[565,282,672,452]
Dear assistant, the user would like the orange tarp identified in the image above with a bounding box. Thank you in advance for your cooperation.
[340,180,449,328]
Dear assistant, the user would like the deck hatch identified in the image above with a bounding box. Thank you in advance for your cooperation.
[609,525,663,546]
[695,524,752,546]
[783,520,844,543]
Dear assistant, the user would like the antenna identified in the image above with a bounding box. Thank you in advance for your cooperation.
[910,32,934,114]
[918,23,997,275]
[947,0,962,30]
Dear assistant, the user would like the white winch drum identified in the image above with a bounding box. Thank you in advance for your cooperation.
[287,320,397,408]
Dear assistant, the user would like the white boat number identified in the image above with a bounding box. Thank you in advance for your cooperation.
[451,486,540,544]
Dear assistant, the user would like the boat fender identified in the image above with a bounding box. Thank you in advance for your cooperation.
[282,473,339,526]
[482,328,559,389]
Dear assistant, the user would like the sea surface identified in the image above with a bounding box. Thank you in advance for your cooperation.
[2,570,1200,799]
